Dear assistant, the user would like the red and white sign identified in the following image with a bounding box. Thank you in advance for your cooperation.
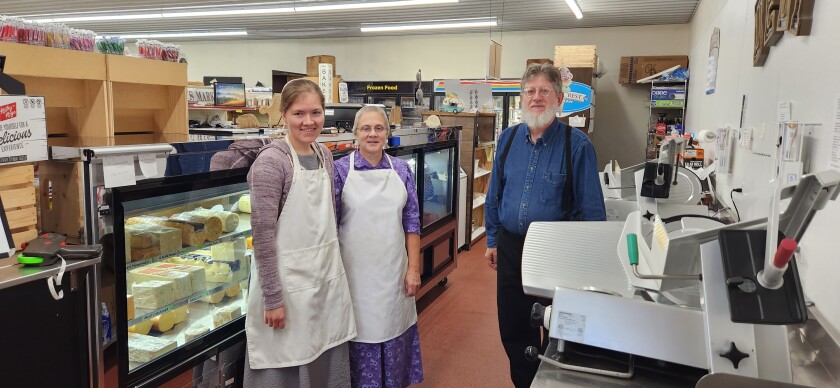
[0,96,48,166]
[0,102,17,121]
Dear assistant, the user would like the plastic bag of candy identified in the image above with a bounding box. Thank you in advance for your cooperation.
[162,44,180,62]
[96,36,125,55]
[0,16,22,43]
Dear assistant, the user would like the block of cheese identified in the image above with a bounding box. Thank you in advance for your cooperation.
[131,280,175,310]
[173,305,189,324]
[225,283,241,298]
[238,195,251,213]
[127,294,135,320]
[184,324,210,343]
[129,268,192,300]
[131,246,160,261]
[210,241,249,282]
[128,320,152,335]
[171,212,223,241]
[126,224,182,254]
[153,263,207,294]
[128,333,177,363]
[151,311,177,332]
[212,305,242,328]
[201,290,225,304]
[127,216,207,247]
[192,207,240,232]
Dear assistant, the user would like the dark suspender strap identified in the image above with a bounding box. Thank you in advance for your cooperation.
[563,125,574,221]
[497,124,521,201]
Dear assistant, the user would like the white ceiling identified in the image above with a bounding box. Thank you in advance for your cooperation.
[4,0,701,39]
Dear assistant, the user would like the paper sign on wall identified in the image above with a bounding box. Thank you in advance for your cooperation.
[777,101,792,122]
[0,96,47,167]
[138,154,159,178]
[706,27,720,95]
[318,63,334,103]
[830,96,840,170]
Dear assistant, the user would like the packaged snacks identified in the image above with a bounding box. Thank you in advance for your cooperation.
[96,35,126,55]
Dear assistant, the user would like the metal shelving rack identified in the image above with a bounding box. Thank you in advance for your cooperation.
[645,80,688,160]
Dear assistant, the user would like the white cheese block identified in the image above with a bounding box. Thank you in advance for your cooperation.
[153,263,207,294]
[184,324,210,343]
[129,267,192,300]
[128,333,177,363]
[205,262,233,283]
[127,294,135,320]
[201,290,225,304]
[151,311,176,332]
[128,320,152,335]
[212,305,242,328]
[173,305,189,324]
[238,195,251,213]
[131,280,175,310]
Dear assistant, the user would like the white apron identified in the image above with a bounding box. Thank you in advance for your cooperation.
[338,151,418,343]
[246,141,356,369]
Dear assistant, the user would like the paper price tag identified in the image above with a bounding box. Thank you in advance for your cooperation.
[138,154,158,178]
[102,155,136,188]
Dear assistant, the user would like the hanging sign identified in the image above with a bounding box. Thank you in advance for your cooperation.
[561,82,592,117]
[318,63,334,103]
[0,96,47,166]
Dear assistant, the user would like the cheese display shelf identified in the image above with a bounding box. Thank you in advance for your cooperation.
[110,170,253,387]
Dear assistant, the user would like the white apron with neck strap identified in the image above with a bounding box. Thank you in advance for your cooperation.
[246,140,356,369]
[339,151,417,343]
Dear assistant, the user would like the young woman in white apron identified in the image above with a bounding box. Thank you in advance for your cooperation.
[334,106,424,387]
[245,79,356,388]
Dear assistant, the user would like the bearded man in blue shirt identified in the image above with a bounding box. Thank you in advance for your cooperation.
[485,63,607,387]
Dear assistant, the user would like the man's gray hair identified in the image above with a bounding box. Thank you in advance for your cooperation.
[521,63,564,96]
[352,105,389,134]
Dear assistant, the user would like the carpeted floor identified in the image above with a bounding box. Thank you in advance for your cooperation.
[415,237,513,388]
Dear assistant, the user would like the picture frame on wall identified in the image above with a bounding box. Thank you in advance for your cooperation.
[214,83,247,107]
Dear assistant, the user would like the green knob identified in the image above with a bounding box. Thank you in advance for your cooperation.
[18,255,45,265]
[627,234,639,266]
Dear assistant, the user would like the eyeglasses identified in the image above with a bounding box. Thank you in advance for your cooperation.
[358,125,387,134]
[522,87,555,98]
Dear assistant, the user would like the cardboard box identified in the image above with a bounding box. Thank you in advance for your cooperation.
[619,56,689,84]
[554,45,597,68]
[0,96,47,166]
[651,87,686,100]
[306,55,336,77]
[650,99,686,108]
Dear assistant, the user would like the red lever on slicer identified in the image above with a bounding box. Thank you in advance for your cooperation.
[773,238,797,268]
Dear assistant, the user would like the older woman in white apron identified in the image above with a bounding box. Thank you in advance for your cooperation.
[334,105,424,387]
[245,79,356,387]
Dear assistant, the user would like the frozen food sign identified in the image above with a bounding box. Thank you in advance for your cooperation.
[561,82,592,117]
[0,96,48,166]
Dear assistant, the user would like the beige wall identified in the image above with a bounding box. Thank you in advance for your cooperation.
[177,23,690,167]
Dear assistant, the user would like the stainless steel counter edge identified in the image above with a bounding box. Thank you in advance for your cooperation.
[0,256,101,290]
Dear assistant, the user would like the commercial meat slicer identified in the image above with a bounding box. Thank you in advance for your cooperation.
[523,143,840,385]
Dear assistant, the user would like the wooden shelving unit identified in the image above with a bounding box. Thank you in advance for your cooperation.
[0,165,38,248]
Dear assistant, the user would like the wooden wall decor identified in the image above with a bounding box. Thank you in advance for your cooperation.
[754,0,770,67]
[777,0,793,31]
[764,0,784,47]
[788,0,815,36]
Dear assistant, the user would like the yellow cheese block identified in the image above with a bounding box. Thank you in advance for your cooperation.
[151,311,177,332]
[192,208,240,232]
[128,320,152,335]
[173,305,189,324]
[225,284,241,298]
[201,290,225,304]
[238,195,251,213]
[127,294,135,321]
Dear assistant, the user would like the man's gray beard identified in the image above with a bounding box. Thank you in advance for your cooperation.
[521,107,557,130]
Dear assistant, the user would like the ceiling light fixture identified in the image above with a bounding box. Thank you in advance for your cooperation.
[297,0,458,12]
[162,7,294,18]
[564,0,583,19]
[35,13,163,23]
[361,18,496,32]
[118,31,248,39]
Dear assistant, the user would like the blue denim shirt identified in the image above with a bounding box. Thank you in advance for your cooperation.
[485,119,606,248]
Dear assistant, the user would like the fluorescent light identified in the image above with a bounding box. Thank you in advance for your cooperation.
[162,7,294,18]
[297,0,458,12]
[361,18,495,32]
[35,13,163,23]
[119,31,248,39]
[564,0,583,19]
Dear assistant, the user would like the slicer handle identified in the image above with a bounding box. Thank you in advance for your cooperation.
[626,234,639,266]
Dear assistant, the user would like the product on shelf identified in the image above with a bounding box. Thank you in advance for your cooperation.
[128,333,177,363]
[168,256,233,283]
[153,263,207,294]
[191,208,240,232]
[127,216,207,247]
[126,224,182,257]
[171,211,223,241]
[128,320,153,335]
[131,246,161,261]
[95,35,125,55]
[151,311,177,332]
[225,283,241,298]
[129,267,192,300]
[184,324,210,343]
[193,248,248,282]
[0,16,21,43]
[127,294,135,320]
[131,280,176,310]
[212,305,242,328]
[201,290,225,304]
[238,195,252,213]
[173,305,189,324]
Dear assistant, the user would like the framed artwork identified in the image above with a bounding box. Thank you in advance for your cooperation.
[214,83,247,107]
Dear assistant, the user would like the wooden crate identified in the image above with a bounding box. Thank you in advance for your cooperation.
[0,164,38,249]
[306,55,336,77]
[554,45,597,69]
[37,161,85,241]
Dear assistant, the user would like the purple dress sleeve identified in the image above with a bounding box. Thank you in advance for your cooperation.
[397,159,421,235]
[333,155,351,227]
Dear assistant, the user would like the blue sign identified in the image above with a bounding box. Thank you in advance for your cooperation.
[561,82,592,116]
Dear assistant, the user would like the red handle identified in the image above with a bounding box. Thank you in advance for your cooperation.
[774,238,797,268]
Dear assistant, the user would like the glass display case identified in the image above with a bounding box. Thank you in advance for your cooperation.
[110,170,252,386]
[421,147,455,228]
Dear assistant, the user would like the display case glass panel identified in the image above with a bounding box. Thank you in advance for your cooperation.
[493,95,504,136]
[397,153,418,182]
[120,182,251,372]
[508,95,522,129]
[421,147,455,228]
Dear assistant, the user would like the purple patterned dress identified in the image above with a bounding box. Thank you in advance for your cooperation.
[334,152,424,387]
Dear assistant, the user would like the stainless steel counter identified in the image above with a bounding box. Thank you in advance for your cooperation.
[0,254,100,290]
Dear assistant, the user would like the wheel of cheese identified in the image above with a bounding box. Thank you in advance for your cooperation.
[192,208,240,232]
[151,311,177,332]
[201,290,225,304]
[225,284,241,298]
[173,305,189,324]
[128,320,153,335]
[172,213,224,241]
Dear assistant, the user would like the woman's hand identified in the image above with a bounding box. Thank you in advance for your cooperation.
[264,307,286,329]
[404,270,421,297]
